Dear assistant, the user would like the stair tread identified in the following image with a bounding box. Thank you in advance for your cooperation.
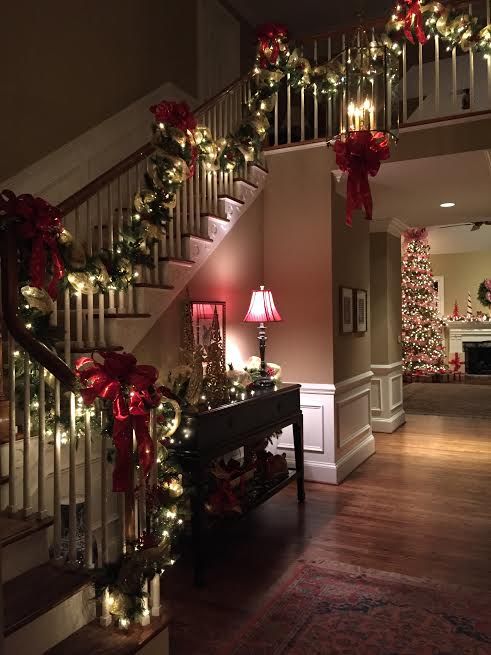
[234,177,258,188]
[93,313,152,319]
[0,514,53,548]
[159,256,195,265]
[182,232,213,242]
[46,610,171,655]
[4,561,88,636]
[217,193,244,204]
[70,345,124,354]
[201,212,230,223]
[251,161,268,174]
[133,283,174,290]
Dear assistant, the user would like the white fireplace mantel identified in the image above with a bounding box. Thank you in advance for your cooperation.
[446,322,491,354]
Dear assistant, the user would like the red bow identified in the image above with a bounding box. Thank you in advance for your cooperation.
[0,189,64,299]
[149,100,197,133]
[449,352,462,373]
[257,23,288,69]
[403,0,427,45]
[75,351,160,492]
[333,132,390,226]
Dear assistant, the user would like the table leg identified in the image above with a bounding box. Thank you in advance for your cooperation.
[292,416,305,503]
[190,462,207,587]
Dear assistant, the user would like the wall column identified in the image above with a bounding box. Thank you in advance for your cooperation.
[369,218,407,433]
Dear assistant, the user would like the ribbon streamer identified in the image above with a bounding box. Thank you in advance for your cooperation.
[404,0,428,45]
[0,189,64,299]
[333,132,390,226]
[75,351,160,492]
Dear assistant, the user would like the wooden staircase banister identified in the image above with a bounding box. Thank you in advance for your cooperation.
[0,228,77,390]
[58,72,251,217]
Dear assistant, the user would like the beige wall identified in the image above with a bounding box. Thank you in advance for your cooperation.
[431,250,491,316]
[134,194,264,377]
[2,0,198,180]
[331,190,371,383]
[263,147,335,384]
[370,232,402,364]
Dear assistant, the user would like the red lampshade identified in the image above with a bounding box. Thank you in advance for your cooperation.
[243,286,282,323]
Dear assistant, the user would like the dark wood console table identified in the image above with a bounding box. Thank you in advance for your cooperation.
[173,383,304,586]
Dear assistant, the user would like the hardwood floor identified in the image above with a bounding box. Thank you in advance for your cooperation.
[164,414,491,654]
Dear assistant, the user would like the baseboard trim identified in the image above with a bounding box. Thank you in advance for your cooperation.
[372,409,406,433]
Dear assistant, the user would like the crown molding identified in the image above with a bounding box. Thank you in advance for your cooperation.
[369,217,408,238]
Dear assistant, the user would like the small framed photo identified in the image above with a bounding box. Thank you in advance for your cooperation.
[340,287,354,334]
[354,289,368,333]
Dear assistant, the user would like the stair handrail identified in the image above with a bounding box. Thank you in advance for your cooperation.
[58,72,252,217]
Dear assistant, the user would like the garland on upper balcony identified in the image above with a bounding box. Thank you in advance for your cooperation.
[387,1,491,56]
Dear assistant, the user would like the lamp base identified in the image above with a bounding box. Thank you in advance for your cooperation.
[253,374,275,389]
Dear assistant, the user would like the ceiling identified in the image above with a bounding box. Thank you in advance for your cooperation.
[427,223,491,254]
[370,150,491,230]
[225,0,392,36]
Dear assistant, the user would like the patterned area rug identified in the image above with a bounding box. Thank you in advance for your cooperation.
[404,383,491,418]
[230,562,491,655]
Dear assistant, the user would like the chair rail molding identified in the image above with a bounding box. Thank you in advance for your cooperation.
[371,361,406,433]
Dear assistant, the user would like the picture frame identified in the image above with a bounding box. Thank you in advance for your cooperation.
[340,287,354,334]
[189,301,226,349]
[354,289,368,333]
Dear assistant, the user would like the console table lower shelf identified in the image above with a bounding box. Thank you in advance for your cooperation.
[172,383,305,586]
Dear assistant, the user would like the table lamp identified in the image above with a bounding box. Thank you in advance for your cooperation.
[243,285,282,388]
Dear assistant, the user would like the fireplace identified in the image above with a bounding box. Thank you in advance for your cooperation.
[463,341,491,375]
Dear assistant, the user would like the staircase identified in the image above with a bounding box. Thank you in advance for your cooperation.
[1,3,491,650]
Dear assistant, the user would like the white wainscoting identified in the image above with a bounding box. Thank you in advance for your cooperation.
[276,375,375,485]
[371,362,406,433]
[1,82,195,204]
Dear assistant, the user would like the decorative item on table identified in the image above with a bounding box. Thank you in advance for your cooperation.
[244,355,281,385]
[340,287,354,334]
[354,288,368,333]
[326,25,397,226]
[206,458,256,516]
[190,301,226,350]
[401,228,447,376]
[477,278,491,309]
[243,286,283,389]
[202,305,228,406]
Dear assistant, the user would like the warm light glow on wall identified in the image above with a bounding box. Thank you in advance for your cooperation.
[226,338,245,370]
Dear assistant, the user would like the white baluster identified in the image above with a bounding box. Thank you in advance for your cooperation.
[150,574,161,617]
[117,176,126,313]
[469,2,475,110]
[84,407,93,568]
[100,407,109,564]
[207,171,213,217]
[64,287,72,363]
[300,86,305,141]
[488,0,491,102]
[140,580,151,626]
[195,164,201,232]
[201,162,207,219]
[7,337,17,515]
[38,365,47,519]
[274,91,279,146]
[452,47,457,110]
[107,184,116,314]
[153,241,160,284]
[189,166,195,233]
[168,206,175,258]
[434,34,440,115]
[328,36,333,136]
[402,42,408,123]
[100,588,112,627]
[53,380,62,558]
[183,177,189,233]
[213,171,218,214]
[212,105,217,140]
[175,188,182,259]
[418,42,424,110]
[287,73,291,143]
[22,353,32,517]
[68,392,77,564]
[127,169,135,314]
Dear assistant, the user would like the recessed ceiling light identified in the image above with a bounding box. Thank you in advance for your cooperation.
[440,202,455,208]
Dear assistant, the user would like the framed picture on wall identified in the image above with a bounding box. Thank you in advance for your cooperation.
[340,287,354,334]
[354,289,368,333]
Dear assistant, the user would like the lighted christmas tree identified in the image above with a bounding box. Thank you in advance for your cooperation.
[401,228,447,375]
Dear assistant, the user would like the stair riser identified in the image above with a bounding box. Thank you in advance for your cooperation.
[5,583,95,655]
[2,529,49,582]
[137,628,169,655]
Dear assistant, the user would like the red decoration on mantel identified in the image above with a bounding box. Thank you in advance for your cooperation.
[452,300,460,318]
[449,352,463,373]
[0,189,64,299]
[402,0,428,45]
[257,23,288,68]
[75,351,160,492]
[333,132,390,226]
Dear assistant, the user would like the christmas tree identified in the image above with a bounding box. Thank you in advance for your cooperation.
[401,228,447,375]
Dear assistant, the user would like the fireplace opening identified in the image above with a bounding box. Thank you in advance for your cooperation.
[463,341,491,375]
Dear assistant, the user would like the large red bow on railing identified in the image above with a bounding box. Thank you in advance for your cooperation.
[403,0,427,45]
[0,189,64,299]
[257,23,288,69]
[333,132,390,226]
[149,100,197,133]
[75,351,160,492]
